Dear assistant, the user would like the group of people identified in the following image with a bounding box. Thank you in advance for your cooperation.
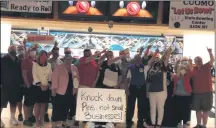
[0,39,214,128]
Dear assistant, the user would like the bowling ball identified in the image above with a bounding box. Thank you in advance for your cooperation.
[88,27,93,32]
[174,22,180,28]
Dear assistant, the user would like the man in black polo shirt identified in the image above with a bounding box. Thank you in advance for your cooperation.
[1,45,23,127]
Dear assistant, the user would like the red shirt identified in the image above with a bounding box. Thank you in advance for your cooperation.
[193,62,212,94]
[78,57,99,87]
[21,57,34,85]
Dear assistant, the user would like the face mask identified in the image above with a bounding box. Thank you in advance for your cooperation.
[9,50,17,57]
[39,55,47,64]
[180,69,186,75]
[30,51,36,57]
[65,52,71,55]
[18,50,24,56]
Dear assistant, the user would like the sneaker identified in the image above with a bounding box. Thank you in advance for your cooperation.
[18,114,23,121]
[29,115,36,123]
[201,126,207,128]
[23,120,33,126]
[137,123,146,128]
[44,113,50,122]
[177,123,182,128]
[10,117,19,125]
[62,122,70,128]
[193,125,202,128]
[105,123,115,128]
[1,120,5,128]
[86,122,95,128]
[183,123,190,128]
[74,121,79,126]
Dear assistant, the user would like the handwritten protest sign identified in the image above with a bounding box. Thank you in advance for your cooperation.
[75,88,126,123]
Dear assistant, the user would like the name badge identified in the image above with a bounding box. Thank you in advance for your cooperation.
[139,68,144,72]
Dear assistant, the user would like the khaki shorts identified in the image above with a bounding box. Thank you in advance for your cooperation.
[192,92,213,111]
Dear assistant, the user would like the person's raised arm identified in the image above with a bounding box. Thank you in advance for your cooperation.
[85,49,107,63]
[143,45,152,58]
[98,52,107,65]
[148,48,159,66]
[162,47,172,67]
[107,55,126,65]
[207,47,214,66]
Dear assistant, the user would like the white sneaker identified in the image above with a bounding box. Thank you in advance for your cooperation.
[177,123,183,128]
[1,120,5,128]
[10,117,19,125]
[105,123,115,128]
[86,122,95,128]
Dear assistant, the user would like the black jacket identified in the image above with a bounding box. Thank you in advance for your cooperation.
[1,54,22,88]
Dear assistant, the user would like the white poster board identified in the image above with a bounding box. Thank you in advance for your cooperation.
[169,1,215,30]
[76,88,126,123]
[1,1,52,13]
[1,23,12,53]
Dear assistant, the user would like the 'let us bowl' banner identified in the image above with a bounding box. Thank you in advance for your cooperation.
[169,1,215,30]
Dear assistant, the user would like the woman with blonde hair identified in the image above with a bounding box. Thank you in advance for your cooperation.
[172,57,194,128]
[32,50,52,128]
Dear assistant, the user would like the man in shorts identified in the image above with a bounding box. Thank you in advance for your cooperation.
[1,45,23,127]
[192,47,214,128]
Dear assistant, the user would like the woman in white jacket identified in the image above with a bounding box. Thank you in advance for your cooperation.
[32,50,52,128]
[146,47,172,128]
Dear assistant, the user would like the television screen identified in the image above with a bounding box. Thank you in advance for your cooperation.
[58,1,108,21]
[109,1,158,23]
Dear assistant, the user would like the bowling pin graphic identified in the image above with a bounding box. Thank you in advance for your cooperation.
[119,1,124,8]
[68,1,73,6]
[91,1,96,8]
[142,1,147,9]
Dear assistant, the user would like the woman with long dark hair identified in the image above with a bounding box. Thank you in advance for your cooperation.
[32,50,52,128]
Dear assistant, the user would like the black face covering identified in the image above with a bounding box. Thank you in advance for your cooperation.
[64,52,71,55]
[9,51,17,57]
[153,61,161,70]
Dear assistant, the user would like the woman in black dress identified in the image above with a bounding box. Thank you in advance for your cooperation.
[32,50,52,128]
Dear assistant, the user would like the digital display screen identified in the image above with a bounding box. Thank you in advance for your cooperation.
[59,1,108,16]
[109,1,158,23]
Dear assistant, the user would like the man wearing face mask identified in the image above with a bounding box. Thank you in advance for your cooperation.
[21,47,37,126]
[1,45,23,127]
[64,47,80,67]
[125,54,149,128]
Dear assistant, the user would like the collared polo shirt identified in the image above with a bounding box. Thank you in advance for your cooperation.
[127,64,146,86]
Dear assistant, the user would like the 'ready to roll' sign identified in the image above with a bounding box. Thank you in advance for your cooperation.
[1,1,52,13]
[169,1,215,30]
[75,88,126,123]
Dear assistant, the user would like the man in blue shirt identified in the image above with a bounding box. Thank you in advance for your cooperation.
[125,54,148,128]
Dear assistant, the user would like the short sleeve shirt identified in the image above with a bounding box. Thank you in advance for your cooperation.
[97,60,121,87]
[192,62,212,93]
